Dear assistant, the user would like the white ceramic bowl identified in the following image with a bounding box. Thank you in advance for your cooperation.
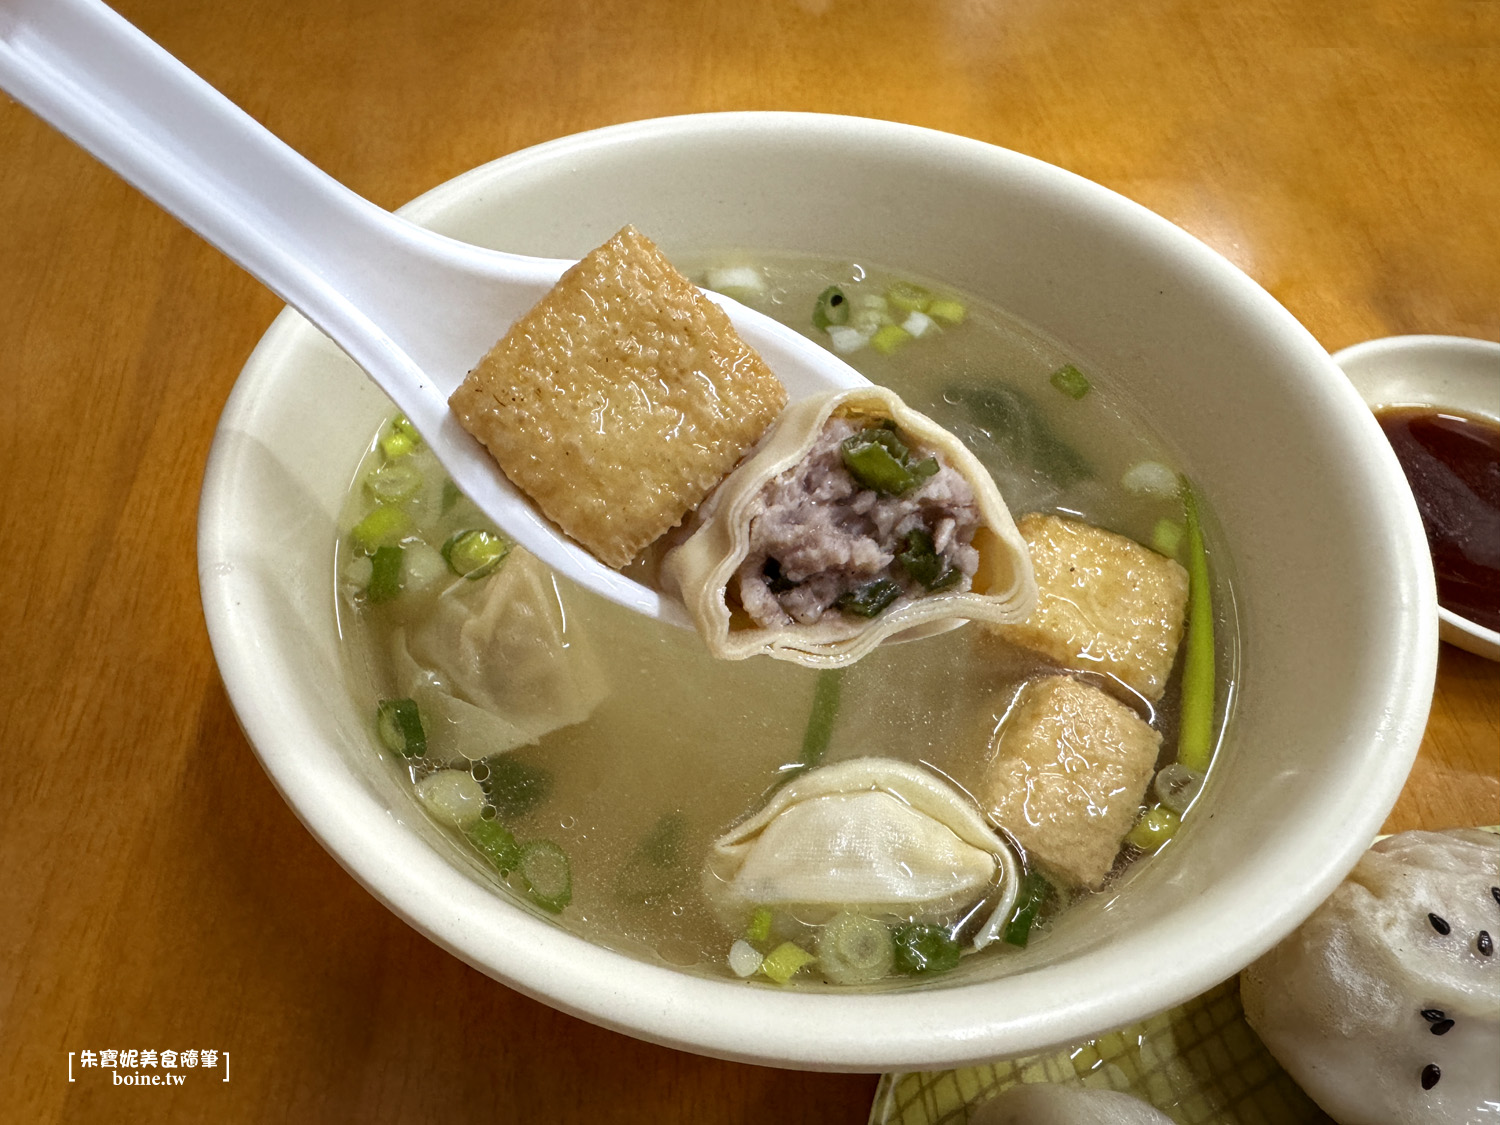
[1332,334,1500,662]
[198,113,1436,1071]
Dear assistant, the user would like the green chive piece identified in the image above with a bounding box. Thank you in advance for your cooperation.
[885,281,932,313]
[466,818,522,875]
[479,756,553,819]
[871,323,913,355]
[812,286,850,330]
[366,545,404,603]
[926,297,967,324]
[800,669,844,768]
[945,384,1092,487]
[376,698,426,759]
[615,812,689,903]
[759,941,816,984]
[840,426,935,496]
[350,505,412,553]
[1002,871,1053,948]
[441,529,510,579]
[842,438,912,494]
[1177,477,1217,772]
[816,913,896,985]
[519,840,572,913]
[892,924,961,975]
[1151,518,1185,560]
[834,578,902,619]
[1050,363,1092,399]
[365,459,422,503]
[895,529,961,590]
[1126,804,1181,852]
[745,906,773,945]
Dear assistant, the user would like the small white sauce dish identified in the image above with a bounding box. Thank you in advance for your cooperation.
[1332,335,1500,662]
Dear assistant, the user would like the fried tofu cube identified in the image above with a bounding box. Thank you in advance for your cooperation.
[450,226,787,569]
[993,513,1189,702]
[981,674,1161,889]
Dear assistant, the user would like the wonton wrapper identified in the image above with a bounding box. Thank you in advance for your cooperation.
[391,550,608,765]
[662,386,1037,667]
[704,757,1020,943]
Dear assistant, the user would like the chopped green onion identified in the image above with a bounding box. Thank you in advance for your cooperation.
[415,770,487,829]
[479,756,553,819]
[1153,762,1204,816]
[895,529,960,590]
[1177,477,1216,772]
[759,941,816,984]
[800,669,843,768]
[816,913,896,985]
[824,325,868,354]
[901,310,937,338]
[1126,804,1181,851]
[441,528,509,579]
[379,414,422,459]
[1001,871,1052,948]
[728,939,764,978]
[519,840,572,912]
[365,459,423,503]
[745,906,773,945]
[885,281,931,313]
[892,924,961,975]
[704,266,767,303]
[350,505,412,553]
[812,286,850,330]
[1150,518,1185,560]
[834,578,902,618]
[376,698,426,758]
[871,323,913,355]
[1050,363,1091,400]
[466,818,521,875]
[926,298,967,324]
[1122,460,1181,497]
[366,545,404,603]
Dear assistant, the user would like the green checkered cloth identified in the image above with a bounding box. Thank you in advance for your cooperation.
[869,976,1332,1124]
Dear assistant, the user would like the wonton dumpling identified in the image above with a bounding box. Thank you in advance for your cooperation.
[970,1085,1174,1125]
[1241,829,1500,1125]
[704,758,1019,941]
[392,549,608,764]
[662,386,1036,668]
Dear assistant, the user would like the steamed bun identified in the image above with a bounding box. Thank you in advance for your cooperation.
[1242,828,1500,1124]
[969,1084,1173,1124]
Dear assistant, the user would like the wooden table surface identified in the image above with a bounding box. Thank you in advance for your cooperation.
[2,1,1496,1121]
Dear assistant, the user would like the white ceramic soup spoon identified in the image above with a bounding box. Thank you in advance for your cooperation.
[0,0,868,626]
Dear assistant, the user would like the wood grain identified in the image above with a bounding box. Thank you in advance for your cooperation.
[1,0,1495,1121]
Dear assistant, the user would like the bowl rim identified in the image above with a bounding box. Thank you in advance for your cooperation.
[1331,332,1500,661]
[199,111,1438,1070]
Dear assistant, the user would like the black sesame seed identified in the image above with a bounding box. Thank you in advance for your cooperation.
[1492,886,1500,909]
[1431,1019,1455,1036]
[1429,913,1451,935]
[1480,930,1494,956]
[1421,1063,1441,1090]
[1421,1008,1446,1022]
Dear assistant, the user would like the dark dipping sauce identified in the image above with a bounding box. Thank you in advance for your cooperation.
[1376,407,1500,632]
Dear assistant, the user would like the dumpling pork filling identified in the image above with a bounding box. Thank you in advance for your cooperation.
[733,416,982,628]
